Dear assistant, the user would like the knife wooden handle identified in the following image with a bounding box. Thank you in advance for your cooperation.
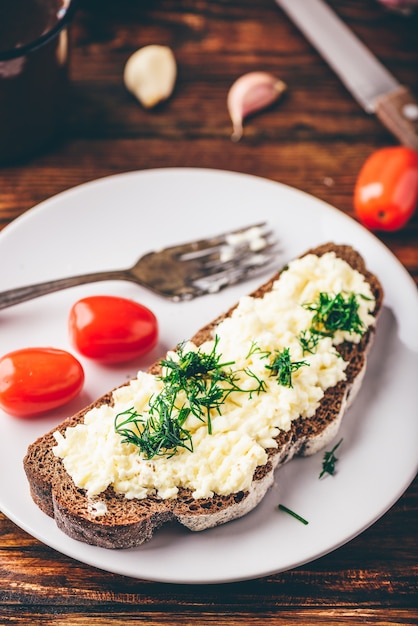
[375,86,418,151]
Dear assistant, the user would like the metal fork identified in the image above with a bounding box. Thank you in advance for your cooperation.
[0,223,278,309]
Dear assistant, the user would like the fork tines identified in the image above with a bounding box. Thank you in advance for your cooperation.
[178,222,274,260]
[182,222,279,295]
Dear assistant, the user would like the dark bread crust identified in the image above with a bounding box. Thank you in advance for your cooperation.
[23,244,383,548]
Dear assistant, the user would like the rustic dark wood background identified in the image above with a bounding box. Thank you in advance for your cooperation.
[0,1,417,624]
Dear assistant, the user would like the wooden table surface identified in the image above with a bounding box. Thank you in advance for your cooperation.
[0,1,417,624]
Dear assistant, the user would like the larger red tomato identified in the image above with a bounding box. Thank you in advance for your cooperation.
[354,146,418,231]
[0,347,84,417]
[69,295,158,363]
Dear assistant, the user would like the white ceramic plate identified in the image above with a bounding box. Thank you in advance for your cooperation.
[0,168,417,584]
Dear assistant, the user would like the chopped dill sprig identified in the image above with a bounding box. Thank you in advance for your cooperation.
[246,340,270,360]
[319,438,343,479]
[298,329,320,355]
[243,368,267,397]
[159,337,264,433]
[303,291,367,338]
[278,504,309,525]
[114,403,193,459]
[115,336,266,459]
[265,347,309,388]
[160,337,234,388]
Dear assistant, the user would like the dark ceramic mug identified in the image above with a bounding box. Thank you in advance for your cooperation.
[0,0,78,164]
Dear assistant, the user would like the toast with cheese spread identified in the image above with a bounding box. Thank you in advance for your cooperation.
[23,243,383,549]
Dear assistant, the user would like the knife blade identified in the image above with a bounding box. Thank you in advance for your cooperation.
[275,0,418,150]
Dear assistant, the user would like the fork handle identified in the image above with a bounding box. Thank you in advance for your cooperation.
[0,270,130,310]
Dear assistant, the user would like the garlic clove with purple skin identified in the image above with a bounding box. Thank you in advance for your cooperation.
[227,71,287,141]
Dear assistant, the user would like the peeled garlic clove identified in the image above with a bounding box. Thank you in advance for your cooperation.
[227,71,287,141]
[124,45,177,108]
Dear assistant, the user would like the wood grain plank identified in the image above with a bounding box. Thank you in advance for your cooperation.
[1,610,418,626]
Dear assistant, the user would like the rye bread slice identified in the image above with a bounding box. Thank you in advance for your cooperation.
[23,243,383,549]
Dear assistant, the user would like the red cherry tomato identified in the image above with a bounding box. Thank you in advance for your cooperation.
[69,295,158,363]
[354,146,418,231]
[0,348,84,418]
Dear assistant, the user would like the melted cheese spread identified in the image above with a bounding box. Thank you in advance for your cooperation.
[53,252,376,500]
